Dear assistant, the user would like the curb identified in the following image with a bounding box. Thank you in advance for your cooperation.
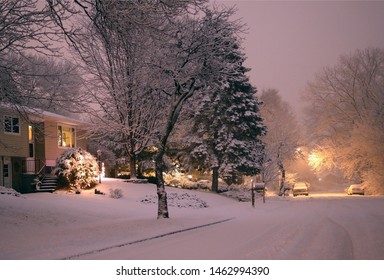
[62,217,234,260]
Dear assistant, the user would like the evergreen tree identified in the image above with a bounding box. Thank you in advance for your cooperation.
[185,40,265,192]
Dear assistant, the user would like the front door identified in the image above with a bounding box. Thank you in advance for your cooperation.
[2,157,12,188]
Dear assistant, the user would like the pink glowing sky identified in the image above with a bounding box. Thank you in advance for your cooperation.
[214,0,384,115]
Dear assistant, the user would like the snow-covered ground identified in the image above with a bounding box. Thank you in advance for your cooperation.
[1,178,384,260]
[0,178,243,260]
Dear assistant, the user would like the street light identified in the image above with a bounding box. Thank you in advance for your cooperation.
[97,149,102,183]
[308,151,323,170]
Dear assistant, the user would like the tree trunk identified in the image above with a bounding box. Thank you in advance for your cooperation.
[129,153,137,179]
[211,167,219,193]
[154,83,196,218]
[154,109,177,219]
[155,154,169,219]
[277,156,285,196]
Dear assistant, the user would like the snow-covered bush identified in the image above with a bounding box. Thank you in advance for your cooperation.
[54,148,98,190]
[164,172,202,189]
[109,188,123,199]
[196,180,211,190]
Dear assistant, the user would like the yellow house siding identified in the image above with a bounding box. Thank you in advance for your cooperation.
[44,120,61,166]
[44,121,88,166]
[0,113,29,157]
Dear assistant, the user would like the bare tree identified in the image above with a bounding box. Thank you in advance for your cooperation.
[0,0,68,105]
[0,0,62,58]
[4,54,84,114]
[147,6,256,217]
[67,2,163,179]
[0,0,86,151]
[304,48,384,194]
[260,89,302,194]
[45,0,208,182]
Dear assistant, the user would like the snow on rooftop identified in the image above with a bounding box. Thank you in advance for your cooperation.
[0,102,87,126]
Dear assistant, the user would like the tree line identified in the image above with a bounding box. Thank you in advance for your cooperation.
[303,48,384,195]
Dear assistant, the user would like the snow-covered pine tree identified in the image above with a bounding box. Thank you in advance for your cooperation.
[184,32,266,192]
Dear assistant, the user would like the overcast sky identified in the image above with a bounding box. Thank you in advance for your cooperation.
[213,0,384,117]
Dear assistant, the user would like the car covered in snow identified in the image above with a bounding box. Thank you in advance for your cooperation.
[347,183,365,195]
[292,182,309,197]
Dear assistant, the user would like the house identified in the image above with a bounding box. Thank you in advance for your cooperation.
[0,104,88,193]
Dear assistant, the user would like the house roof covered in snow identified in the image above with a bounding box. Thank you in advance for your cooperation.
[0,102,89,127]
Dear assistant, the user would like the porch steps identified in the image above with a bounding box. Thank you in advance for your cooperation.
[35,175,57,192]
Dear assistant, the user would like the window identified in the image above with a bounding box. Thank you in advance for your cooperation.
[4,116,20,134]
[28,125,34,157]
[28,125,33,142]
[58,125,76,148]
[29,143,34,157]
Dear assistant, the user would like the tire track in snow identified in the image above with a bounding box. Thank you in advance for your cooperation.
[322,217,355,259]
[241,200,355,259]
[288,200,355,259]
[288,201,355,260]
[326,198,384,259]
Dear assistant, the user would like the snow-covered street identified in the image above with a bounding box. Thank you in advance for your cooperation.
[92,195,384,260]
[1,178,384,260]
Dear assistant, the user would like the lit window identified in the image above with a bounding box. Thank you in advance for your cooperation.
[28,125,34,157]
[28,125,33,141]
[58,125,76,148]
[4,116,20,134]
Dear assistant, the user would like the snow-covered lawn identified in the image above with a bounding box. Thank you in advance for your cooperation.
[0,178,247,259]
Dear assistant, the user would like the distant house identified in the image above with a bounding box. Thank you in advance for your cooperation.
[0,104,88,193]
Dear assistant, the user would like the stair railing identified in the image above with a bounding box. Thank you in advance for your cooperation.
[34,160,46,191]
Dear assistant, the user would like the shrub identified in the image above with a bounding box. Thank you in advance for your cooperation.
[109,188,123,199]
[54,147,98,190]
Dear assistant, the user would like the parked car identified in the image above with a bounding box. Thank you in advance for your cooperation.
[292,182,309,197]
[347,184,365,195]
